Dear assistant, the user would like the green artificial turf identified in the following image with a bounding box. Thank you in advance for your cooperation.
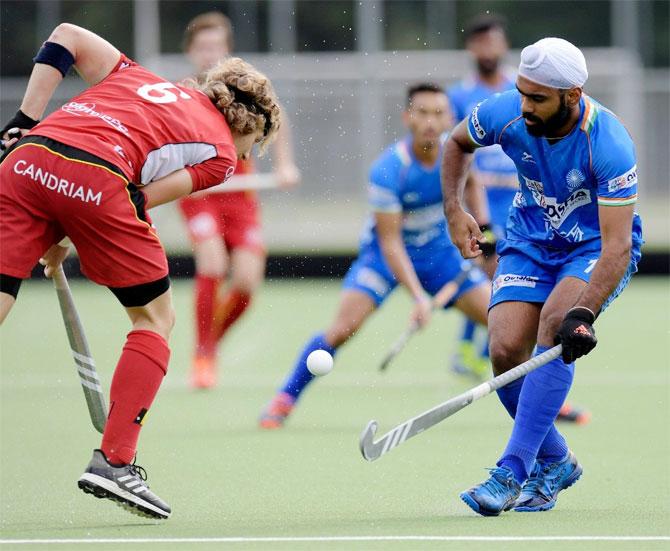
[1,277,668,550]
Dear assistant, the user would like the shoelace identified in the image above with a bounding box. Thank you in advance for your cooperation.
[481,468,512,497]
[128,458,148,483]
[522,463,560,499]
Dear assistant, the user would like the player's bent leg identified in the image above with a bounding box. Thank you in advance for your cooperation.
[259,290,377,429]
[505,277,588,511]
[190,236,228,388]
[460,301,539,515]
[79,283,173,519]
[212,247,265,345]
[498,278,587,508]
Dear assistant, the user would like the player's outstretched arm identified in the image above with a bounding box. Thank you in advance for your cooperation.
[555,204,634,362]
[376,212,431,328]
[18,24,120,124]
[441,119,483,258]
[1,24,120,150]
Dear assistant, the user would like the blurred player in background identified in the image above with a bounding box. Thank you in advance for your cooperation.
[0,23,280,519]
[448,15,589,425]
[179,12,301,389]
[448,15,517,378]
[259,83,491,429]
[443,37,642,516]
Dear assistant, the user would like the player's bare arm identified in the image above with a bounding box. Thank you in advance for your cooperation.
[272,112,301,188]
[555,203,635,363]
[21,24,119,123]
[577,204,635,313]
[441,119,484,258]
[1,24,120,150]
[143,169,195,209]
[375,211,431,327]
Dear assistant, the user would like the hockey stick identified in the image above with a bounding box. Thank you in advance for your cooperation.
[361,344,562,461]
[52,265,107,434]
[203,173,278,194]
[378,265,473,372]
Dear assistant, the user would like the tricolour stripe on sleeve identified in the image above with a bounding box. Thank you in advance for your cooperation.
[598,194,637,206]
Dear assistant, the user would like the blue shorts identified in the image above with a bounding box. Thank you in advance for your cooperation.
[490,238,642,311]
[342,245,487,307]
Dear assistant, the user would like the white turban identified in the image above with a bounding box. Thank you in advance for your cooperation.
[518,37,588,89]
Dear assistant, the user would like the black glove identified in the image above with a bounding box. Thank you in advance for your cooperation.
[554,306,597,363]
[1,109,39,139]
[477,224,497,257]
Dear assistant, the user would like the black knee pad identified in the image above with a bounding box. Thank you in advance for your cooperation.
[0,274,22,298]
[109,276,170,307]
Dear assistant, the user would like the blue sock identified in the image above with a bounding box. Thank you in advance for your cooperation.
[495,373,569,466]
[460,318,476,342]
[280,333,336,400]
[497,345,575,483]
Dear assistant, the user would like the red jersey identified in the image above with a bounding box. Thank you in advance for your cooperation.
[30,54,237,192]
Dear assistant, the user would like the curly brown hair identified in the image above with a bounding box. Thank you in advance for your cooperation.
[194,57,281,154]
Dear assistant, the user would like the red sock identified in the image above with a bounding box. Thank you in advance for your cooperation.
[212,289,251,343]
[101,330,170,465]
[194,274,221,357]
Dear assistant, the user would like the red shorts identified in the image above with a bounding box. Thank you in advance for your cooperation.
[0,137,168,287]
[178,191,265,254]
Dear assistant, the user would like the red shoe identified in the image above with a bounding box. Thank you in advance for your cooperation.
[189,356,217,389]
[557,403,591,425]
[259,392,295,429]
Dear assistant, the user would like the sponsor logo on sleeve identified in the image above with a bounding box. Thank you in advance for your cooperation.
[607,165,637,193]
[492,274,539,294]
[470,104,486,140]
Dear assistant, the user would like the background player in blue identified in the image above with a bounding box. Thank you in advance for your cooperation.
[441,38,642,516]
[258,83,491,429]
[448,15,517,378]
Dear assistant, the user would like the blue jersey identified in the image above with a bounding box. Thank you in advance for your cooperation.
[466,90,643,250]
[360,136,452,258]
[449,73,518,192]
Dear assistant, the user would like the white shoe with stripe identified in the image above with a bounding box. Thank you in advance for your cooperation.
[78,449,171,519]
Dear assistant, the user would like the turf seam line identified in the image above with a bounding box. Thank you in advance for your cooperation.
[1,536,669,544]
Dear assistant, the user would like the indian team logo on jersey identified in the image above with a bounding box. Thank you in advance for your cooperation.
[542,189,592,228]
[566,169,585,191]
[607,165,637,193]
[492,274,539,294]
[471,104,486,140]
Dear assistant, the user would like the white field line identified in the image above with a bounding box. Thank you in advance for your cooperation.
[1,535,669,545]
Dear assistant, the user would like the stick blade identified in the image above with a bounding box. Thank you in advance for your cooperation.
[359,420,379,461]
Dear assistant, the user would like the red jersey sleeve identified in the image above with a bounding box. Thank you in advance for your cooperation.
[185,142,237,192]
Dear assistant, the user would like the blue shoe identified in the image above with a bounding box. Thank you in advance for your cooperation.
[513,451,583,512]
[460,466,521,516]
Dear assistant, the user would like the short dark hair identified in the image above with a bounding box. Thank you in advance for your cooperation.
[464,14,507,43]
[183,11,234,52]
[407,82,445,106]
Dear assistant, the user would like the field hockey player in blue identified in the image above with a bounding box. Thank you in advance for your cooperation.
[442,37,643,516]
[259,83,491,428]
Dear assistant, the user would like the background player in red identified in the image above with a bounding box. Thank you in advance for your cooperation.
[179,12,301,388]
[0,23,280,519]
